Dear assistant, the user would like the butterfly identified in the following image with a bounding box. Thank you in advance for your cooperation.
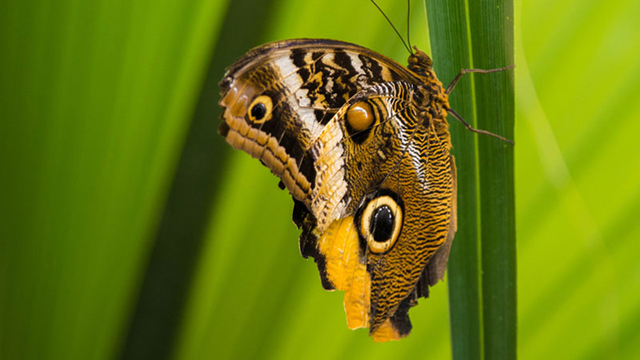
[218,38,509,342]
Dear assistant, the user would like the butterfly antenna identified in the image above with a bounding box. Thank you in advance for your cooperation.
[406,0,413,50]
[370,0,412,55]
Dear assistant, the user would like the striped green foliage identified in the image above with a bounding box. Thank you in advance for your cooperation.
[2,0,639,359]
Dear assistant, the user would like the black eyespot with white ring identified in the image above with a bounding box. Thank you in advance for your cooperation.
[247,95,273,123]
[355,190,404,254]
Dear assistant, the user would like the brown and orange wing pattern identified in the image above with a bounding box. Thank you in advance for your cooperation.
[218,38,456,341]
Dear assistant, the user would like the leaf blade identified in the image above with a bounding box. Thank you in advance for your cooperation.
[426,0,516,358]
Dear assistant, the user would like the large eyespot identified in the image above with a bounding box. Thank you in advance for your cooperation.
[247,95,273,123]
[359,195,403,254]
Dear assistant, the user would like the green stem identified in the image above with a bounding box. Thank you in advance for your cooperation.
[426,0,516,358]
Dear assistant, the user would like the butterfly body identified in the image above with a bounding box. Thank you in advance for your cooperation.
[219,39,457,342]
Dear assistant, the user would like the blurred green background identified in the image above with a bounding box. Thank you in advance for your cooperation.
[1,0,639,359]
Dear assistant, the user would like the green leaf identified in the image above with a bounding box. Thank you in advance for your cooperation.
[426,0,516,358]
[4,0,640,359]
[0,0,227,359]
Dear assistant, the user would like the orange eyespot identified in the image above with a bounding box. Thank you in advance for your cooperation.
[360,195,403,254]
[347,101,374,132]
[247,95,273,123]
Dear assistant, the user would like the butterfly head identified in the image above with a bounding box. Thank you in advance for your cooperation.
[407,47,433,78]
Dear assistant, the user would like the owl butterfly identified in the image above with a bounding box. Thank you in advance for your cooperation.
[219,38,509,342]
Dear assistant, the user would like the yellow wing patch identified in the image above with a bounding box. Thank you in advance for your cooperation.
[316,217,370,329]
[316,217,404,342]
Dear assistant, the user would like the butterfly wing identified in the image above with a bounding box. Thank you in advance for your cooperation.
[309,81,456,341]
[219,39,456,341]
[219,39,420,203]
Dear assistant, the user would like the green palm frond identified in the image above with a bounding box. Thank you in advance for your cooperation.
[2,0,639,359]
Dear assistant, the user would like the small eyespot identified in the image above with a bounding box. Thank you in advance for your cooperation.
[346,101,374,132]
[359,195,403,254]
[247,95,273,123]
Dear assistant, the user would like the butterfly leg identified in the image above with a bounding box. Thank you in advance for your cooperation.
[445,65,515,94]
[447,108,514,144]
